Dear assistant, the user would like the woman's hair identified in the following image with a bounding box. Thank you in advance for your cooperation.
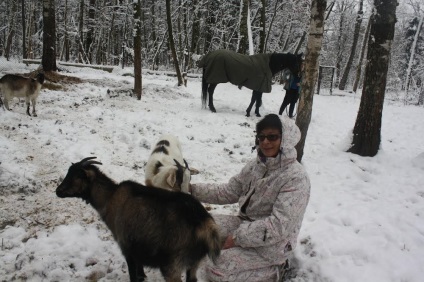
[256,114,283,135]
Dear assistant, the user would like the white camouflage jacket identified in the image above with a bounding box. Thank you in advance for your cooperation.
[191,119,310,264]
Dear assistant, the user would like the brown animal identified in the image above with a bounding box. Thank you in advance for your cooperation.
[56,157,221,282]
[0,72,44,116]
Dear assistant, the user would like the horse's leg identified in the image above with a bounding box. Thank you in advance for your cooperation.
[254,91,263,117]
[202,69,208,109]
[246,91,256,117]
[207,83,217,112]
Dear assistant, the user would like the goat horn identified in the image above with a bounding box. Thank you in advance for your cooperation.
[183,159,189,169]
[80,157,102,167]
[80,156,97,163]
[174,159,183,168]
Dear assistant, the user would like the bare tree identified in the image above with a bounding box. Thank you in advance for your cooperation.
[238,0,249,54]
[85,0,96,63]
[404,15,424,94]
[258,0,266,53]
[352,16,371,93]
[295,0,327,162]
[348,0,398,157]
[21,0,26,59]
[42,0,57,72]
[134,0,142,99]
[338,0,363,90]
[166,0,184,86]
[4,0,17,60]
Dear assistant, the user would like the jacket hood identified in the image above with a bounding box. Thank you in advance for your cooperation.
[280,117,301,160]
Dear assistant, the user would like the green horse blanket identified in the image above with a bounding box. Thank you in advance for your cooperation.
[198,50,273,93]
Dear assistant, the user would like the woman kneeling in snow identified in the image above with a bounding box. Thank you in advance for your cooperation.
[190,114,310,282]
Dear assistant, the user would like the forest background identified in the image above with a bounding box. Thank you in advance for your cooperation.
[0,0,423,105]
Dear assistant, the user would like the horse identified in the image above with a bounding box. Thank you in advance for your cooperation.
[198,49,303,113]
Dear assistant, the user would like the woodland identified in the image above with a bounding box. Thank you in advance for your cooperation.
[0,0,422,156]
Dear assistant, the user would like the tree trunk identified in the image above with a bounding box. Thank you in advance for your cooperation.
[348,0,398,157]
[166,0,184,86]
[4,0,17,60]
[42,0,57,72]
[404,15,424,96]
[85,0,96,63]
[78,0,85,63]
[334,2,346,87]
[133,0,142,99]
[21,0,26,59]
[295,0,327,163]
[258,0,266,53]
[264,1,283,53]
[26,2,34,59]
[204,1,217,54]
[189,0,200,67]
[238,0,249,54]
[63,0,70,61]
[353,16,371,93]
[339,0,363,90]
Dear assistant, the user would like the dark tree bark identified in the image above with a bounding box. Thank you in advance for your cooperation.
[133,0,142,99]
[21,0,26,59]
[295,0,327,162]
[334,2,346,87]
[85,0,96,63]
[258,0,266,53]
[4,0,17,60]
[42,0,57,71]
[353,16,371,93]
[166,0,184,86]
[348,0,398,157]
[188,0,200,69]
[238,0,249,54]
[339,0,363,90]
[78,0,86,63]
[204,1,217,54]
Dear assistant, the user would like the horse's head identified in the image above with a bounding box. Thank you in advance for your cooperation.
[270,53,304,76]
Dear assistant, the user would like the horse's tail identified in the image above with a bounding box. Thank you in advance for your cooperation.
[201,68,207,109]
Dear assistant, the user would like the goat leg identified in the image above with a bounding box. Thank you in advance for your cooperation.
[185,262,200,282]
[31,98,37,117]
[126,256,145,282]
[25,98,32,116]
[136,263,147,281]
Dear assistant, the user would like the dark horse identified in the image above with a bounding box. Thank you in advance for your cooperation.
[198,49,303,113]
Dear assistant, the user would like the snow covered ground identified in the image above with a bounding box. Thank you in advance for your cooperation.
[1,59,424,282]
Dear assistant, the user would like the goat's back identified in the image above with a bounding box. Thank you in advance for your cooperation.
[108,182,221,268]
[0,74,42,99]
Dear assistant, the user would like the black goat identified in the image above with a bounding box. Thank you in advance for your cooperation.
[56,157,221,282]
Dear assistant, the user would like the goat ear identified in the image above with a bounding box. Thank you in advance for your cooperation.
[189,168,200,175]
[166,171,177,189]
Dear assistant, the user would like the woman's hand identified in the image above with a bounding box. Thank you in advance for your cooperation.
[223,235,235,249]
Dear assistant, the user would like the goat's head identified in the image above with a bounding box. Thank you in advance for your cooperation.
[174,159,199,193]
[36,72,45,84]
[56,157,102,202]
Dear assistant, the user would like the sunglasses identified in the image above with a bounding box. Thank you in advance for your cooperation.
[256,134,281,142]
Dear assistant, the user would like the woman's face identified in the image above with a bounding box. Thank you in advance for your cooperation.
[257,128,282,158]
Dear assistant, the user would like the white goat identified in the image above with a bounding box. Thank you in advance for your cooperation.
[0,72,45,116]
[145,134,198,193]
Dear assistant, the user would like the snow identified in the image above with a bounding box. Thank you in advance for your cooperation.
[1,58,424,282]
